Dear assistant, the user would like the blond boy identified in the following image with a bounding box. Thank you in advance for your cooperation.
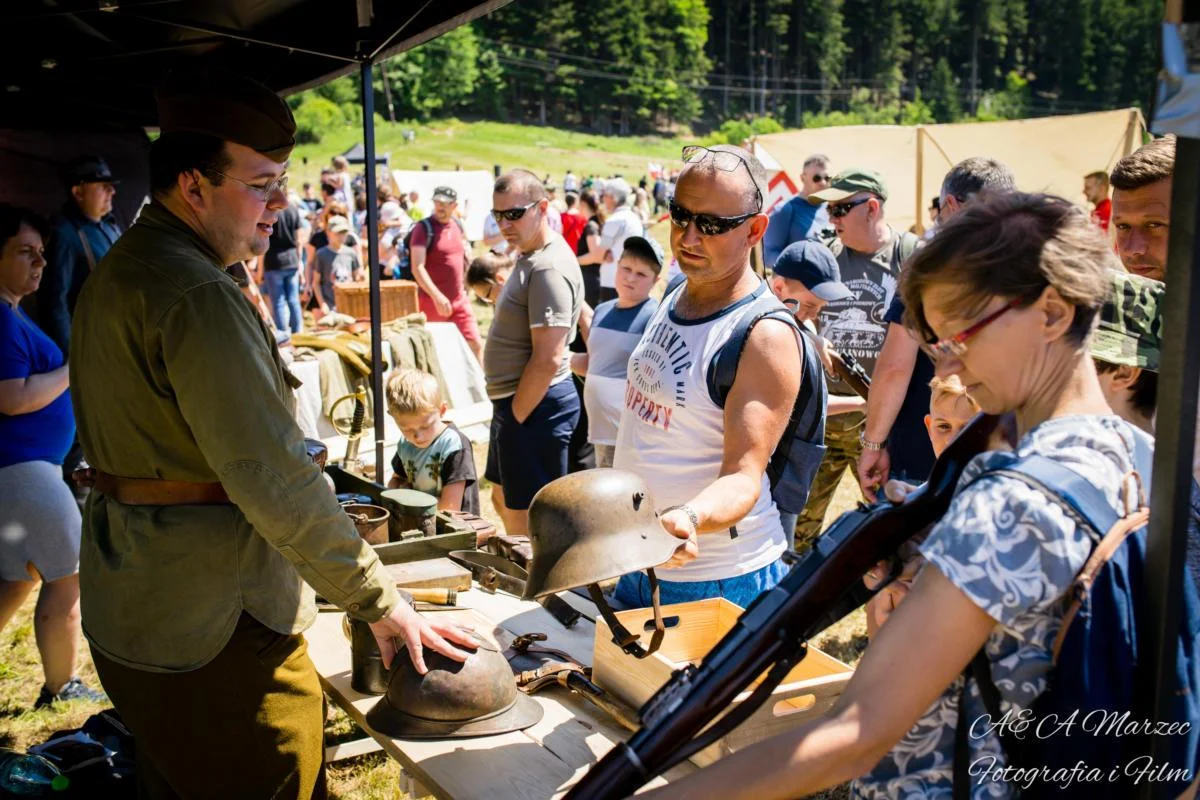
[864,374,980,636]
[923,375,980,458]
[385,369,479,513]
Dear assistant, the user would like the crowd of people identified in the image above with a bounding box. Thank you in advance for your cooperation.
[0,62,1195,800]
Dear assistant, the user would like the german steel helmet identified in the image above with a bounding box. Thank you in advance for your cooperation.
[365,642,542,739]
[523,469,679,598]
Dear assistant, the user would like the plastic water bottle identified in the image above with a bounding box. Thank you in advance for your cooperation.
[0,749,69,795]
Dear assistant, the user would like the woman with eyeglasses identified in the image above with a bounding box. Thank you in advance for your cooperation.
[642,193,1164,800]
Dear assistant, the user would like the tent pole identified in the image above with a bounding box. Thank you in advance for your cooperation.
[914,126,925,236]
[360,60,386,477]
[1140,135,1200,798]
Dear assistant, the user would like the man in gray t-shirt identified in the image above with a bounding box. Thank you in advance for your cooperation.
[482,169,584,534]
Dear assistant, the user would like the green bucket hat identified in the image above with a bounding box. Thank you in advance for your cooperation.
[809,168,888,204]
[1091,270,1164,371]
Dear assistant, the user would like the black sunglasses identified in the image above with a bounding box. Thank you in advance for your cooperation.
[668,200,757,236]
[828,196,873,219]
[811,174,830,183]
[491,201,538,222]
[681,145,763,213]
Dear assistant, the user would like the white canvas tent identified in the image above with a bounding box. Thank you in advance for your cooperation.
[390,169,494,241]
[752,108,1146,233]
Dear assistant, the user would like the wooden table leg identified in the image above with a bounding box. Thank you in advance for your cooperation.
[398,769,432,798]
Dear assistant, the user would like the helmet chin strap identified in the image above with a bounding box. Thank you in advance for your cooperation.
[588,569,665,659]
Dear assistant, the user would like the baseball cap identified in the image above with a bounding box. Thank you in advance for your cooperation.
[809,168,888,204]
[327,215,351,234]
[63,155,118,186]
[379,201,406,226]
[1091,270,1163,370]
[432,186,457,203]
[773,241,852,302]
[620,235,665,272]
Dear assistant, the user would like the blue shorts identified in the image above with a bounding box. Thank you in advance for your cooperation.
[613,557,789,610]
[484,379,580,510]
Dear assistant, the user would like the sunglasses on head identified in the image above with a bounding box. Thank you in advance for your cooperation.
[681,145,763,213]
[828,196,873,219]
[668,200,757,236]
[491,201,538,222]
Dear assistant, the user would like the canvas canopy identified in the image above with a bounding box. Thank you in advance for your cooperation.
[753,108,1146,232]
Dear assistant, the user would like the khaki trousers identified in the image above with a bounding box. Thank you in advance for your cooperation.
[92,613,327,800]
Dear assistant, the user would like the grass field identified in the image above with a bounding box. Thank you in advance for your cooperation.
[291,118,688,191]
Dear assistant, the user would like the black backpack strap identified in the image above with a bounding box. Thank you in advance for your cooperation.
[704,281,776,408]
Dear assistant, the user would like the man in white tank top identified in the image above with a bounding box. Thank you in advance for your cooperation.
[613,145,804,609]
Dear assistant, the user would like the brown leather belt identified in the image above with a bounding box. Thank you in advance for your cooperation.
[82,469,231,506]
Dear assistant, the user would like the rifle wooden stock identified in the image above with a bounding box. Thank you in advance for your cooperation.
[829,349,872,400]
[564,414,1002,799]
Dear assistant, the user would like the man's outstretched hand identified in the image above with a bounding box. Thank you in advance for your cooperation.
[369,603,479,674]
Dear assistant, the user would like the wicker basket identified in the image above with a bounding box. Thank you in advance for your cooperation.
[334,280,419,322]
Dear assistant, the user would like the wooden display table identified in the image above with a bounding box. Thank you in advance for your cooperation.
[305,588,694,799]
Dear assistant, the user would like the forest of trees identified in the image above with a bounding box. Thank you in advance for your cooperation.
[291,0,1164,139]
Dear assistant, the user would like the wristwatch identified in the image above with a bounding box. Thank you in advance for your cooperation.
[860,431,887,451]
[662,504,700,531]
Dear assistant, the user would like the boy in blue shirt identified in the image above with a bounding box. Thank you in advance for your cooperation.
[571,235,662,467]
[385,369,480,513]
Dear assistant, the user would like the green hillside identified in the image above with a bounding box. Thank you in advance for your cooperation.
[292,118,687,188]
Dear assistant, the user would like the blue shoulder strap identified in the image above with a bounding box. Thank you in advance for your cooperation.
[990,455,1120,536]
[979,424,1153,537]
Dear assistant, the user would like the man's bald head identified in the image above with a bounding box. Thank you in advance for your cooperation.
[494,169,547,204]
[680,145,767,214]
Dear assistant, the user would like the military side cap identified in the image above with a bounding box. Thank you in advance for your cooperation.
[810,168,888,204]
[156,67,297,163]
[1091,270,1163,371]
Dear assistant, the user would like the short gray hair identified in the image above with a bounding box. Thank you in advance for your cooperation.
[603,177,632,206]
[494,169,546,203]
[681,144,768,213]
[941,157,1016,203]
[802,154,829,170]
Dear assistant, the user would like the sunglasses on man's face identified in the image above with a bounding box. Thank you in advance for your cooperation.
[810,174,830,183]
[491,201,538,222]
[828,196,873,219]
[668,200,757,237]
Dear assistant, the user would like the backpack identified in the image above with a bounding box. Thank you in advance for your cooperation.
[696,279,829,515]
[952,437,1200,799]
[398,216,467,279]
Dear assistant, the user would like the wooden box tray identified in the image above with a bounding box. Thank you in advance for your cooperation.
[592,597,854,767]
[333,279,419,323]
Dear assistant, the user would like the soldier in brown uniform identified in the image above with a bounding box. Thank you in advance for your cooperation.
[69,69,475,798]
